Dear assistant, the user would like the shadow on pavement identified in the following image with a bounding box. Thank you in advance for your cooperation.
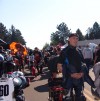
[39,67,50,80]
[34,83,48,92]
[39,72,50,80]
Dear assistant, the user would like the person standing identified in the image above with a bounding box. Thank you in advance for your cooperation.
[82,44,93,72]
[33,47,42,74]
[57,33,86,101]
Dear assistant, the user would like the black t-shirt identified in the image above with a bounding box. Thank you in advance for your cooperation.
[58,45,84,72]
[96,49,100,63]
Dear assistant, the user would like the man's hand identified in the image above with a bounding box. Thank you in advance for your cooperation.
[71,73,84,79]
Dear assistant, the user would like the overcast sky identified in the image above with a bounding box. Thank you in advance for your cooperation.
[0,0,100,49]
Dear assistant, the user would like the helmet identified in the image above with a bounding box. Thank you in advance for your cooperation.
[12,71,24,77]
[0,54,4,62]
[13,77,22,87]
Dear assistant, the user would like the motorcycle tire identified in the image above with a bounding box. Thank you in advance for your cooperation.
[16,95,25,101]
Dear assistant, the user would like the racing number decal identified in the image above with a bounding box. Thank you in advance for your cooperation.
[0,85,3,96]
[4,85,9,96]
[0,85,9,96]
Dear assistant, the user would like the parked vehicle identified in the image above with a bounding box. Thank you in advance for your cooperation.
[0,54,29,101]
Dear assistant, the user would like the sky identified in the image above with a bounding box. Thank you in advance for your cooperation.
[0,0,100,49]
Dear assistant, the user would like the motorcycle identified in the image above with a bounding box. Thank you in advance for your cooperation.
[0,53,29,101]
[0,71,29,101]
[9,71,26,101]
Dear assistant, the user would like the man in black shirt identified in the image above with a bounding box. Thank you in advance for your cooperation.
[33,47,42,74]
[57,33,85,100]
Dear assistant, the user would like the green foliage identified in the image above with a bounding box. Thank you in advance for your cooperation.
[0,22,26,45]
[85,33,89,40]
[93,22,100,39]
[0,23,8,40]
[43,43,50,50]
[51,32,60,45]
[50,22,70,45]
[85,22,100,39]
[9,26,26,45]
[57,22,70,42]
[76,29,84,41]
[51,21,100,46]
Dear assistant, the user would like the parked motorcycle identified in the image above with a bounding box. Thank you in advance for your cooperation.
[0,53,29,101]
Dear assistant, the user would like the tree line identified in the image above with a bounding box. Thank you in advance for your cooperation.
[1,21,100,49]
[0,22,26,45]
[50,22,100,46]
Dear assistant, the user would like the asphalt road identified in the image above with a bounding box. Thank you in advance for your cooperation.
[23,67,49,101]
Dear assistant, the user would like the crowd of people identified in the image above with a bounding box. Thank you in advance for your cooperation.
[0,33,100,100]
[0,44,62,76]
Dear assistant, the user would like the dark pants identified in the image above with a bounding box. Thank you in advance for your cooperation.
[84,58,92,72]
[62,64,95,95]
[73,83,83,97]
[62,65,83,98]
[63,77,83,97]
